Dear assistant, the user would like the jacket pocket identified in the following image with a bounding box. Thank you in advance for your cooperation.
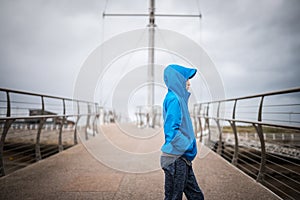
[160,156,177,176]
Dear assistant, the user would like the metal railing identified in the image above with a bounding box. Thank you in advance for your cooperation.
[135,105,162,128]
[0,88,101,177]
[193,87,300,200]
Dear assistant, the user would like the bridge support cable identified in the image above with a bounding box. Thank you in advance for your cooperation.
[103,0,202,128]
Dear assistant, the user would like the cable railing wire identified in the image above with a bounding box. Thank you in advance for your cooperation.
[264,111,300,115]
[41,149,60,158]
[265,157,300,176]
[237,163,257,177]
[264,173,300,195]
[265,165,300,186]
[238,151,261,165]
[219,149,232,160]
[263,118,300,124]
[238,157,260,172]
[266,152,300,168]
[4,144,36,155]
[240,149,262,160]
[4,153,35,165]
[264,180,296,200]
[264,103,300,107]
[6,160,37,174]
[9,101,41,105]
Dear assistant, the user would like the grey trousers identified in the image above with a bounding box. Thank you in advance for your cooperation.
[161,156,204,200]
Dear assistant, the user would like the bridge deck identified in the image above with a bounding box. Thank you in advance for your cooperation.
[0,124,280,200]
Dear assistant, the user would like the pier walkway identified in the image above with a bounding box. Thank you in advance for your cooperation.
[0,124,280,200]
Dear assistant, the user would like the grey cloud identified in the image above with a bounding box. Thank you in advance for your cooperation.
[0,0,299,101]
[0,0,103,96]
[199,0,300,98]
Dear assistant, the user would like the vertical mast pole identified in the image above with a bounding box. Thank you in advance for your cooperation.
[148,0,155,112]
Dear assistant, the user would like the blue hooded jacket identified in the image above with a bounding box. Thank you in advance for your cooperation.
[161,64,197,161]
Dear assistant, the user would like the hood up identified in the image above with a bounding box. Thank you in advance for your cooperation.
[163,64,197,98]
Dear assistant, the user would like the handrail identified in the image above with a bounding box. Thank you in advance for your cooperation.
[0,87,94,104]
[195,116,300,131]
[193,87,300,200]
[198,87,300,105]
[0,114,97,121]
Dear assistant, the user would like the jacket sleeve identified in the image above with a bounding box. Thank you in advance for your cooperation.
[163,97,192,154]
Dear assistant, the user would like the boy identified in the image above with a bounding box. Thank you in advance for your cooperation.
[161,64,204,200]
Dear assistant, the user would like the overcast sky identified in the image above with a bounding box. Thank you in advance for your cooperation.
[0,0,299,103]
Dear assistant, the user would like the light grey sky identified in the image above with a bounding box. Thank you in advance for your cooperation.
[0,0,299,103]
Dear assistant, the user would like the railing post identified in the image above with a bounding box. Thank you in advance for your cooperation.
[58,99,65,152]
[96,105,100,133]
[255,96,266,183]
[92,103,98,136]
[198,104,203,142]
[0,91,15,177]
[35,96,45,161]
[74,101,80,145]
[216,102,223,155]
[153,108,156,128]
[206,103,211,142]
[85,103,91,140]
[138,108,142,127]
[230,99,239,166]
[193,104,198,137]
[135,112,139,126]
[0,120,14,177]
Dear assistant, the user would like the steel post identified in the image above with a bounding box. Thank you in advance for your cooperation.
[35,96,45,161]
[58,99,65,152]
[216,102,223,155]
[206,104,211,142]
[74,101,80,145]
[198,104,203,142]
[85,104,91,140]
[255,96,266,183]
[0,92,15,176]
[231,100,239,166]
